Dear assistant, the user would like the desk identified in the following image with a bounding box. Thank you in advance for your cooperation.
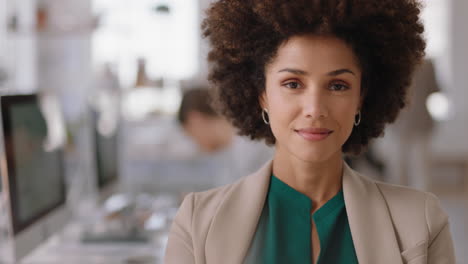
[22,221,168,264]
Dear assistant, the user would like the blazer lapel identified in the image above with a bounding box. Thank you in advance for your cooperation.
[205,161,272,264]
[343,163,403,264]
[205,161,404,264]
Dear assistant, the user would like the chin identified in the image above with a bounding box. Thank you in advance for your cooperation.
[290,149,336,164]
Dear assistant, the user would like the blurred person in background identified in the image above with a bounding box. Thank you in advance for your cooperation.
[178,88,234,153]
[382,58,440,190]
[178,87,273,186]
[166,0,455,263]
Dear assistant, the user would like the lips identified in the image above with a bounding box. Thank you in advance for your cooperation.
[295,128,333,141]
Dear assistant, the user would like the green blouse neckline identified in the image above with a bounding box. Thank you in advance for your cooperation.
[270,174,345,220]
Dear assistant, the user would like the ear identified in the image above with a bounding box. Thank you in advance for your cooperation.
[259,91,268,110]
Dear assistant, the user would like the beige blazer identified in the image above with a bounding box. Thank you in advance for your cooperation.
[165,161,455,264]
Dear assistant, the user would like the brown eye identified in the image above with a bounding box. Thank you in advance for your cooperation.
[329,83,349,91]
[284,81,301,89]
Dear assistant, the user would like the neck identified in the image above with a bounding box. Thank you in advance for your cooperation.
[272,149,343,213]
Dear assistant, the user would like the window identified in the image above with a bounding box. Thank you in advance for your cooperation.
[92,0,198,87]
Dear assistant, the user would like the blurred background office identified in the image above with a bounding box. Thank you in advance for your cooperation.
[0,0,466,263]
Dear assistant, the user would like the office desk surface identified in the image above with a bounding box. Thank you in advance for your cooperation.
[22,221,167,264]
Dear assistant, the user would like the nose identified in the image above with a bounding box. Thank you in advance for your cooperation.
[301,88,329,119]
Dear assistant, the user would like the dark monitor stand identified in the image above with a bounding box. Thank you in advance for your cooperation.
[80,110,148,244]
[85,109,119,202]
[94,111,119,196]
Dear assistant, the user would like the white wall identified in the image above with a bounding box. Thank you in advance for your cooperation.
[0,0,6,63]
[183,0,213,88]
[450,0,468,123]
[431,0,468,158]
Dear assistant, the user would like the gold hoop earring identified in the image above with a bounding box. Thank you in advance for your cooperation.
[354,111,361,126]
[262,108,270,125]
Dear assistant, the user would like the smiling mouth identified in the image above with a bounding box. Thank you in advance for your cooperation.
[295,129,334,141]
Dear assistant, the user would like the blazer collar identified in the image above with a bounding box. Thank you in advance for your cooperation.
[343,163,403,264]
[205,160,403,264]
[205,161,272,264]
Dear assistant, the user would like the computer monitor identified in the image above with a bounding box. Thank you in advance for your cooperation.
[0,94,70,261]
[92,110,119,199]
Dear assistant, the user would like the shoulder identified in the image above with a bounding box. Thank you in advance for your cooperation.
[174,159,271,233]
[374,180,429,210]
[373,180,449,243]
[375,180,446,219]
[175,174,250,227]
[188,181,239,215]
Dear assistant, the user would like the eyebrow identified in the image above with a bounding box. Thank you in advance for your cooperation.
[278,68,356,76]
[278,68,308,75]
[328,69,356,76]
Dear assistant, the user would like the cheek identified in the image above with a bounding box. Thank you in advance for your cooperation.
[267,98,296,132]
[268,108,287,139]
[185,124,204,141]
[334,104,357,137]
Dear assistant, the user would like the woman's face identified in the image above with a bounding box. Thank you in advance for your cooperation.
[261,35,362,163]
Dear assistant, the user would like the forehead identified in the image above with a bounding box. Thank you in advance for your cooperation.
[267,35,361,75]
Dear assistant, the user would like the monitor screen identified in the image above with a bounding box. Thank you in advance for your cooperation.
[1,94,66,235]
[92,111,119,190]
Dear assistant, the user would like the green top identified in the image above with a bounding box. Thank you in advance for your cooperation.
[246,174,359,264]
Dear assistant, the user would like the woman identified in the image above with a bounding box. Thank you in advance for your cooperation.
[165,0,456,263]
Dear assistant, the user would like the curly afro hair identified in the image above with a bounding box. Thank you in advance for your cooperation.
[202,0,425,154]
